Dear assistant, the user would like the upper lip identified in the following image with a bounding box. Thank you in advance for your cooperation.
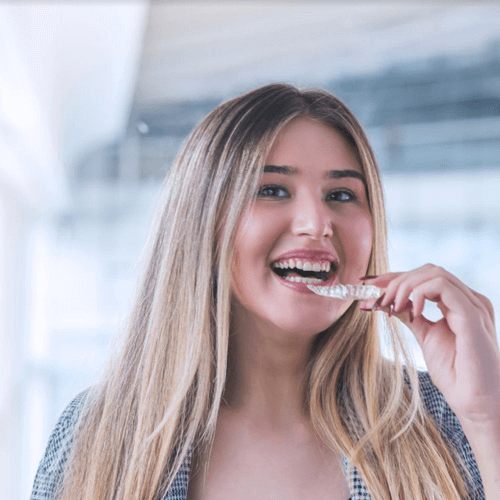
[271,249,338,264]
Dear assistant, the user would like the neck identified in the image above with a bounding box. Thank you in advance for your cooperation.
[224,307,315,429]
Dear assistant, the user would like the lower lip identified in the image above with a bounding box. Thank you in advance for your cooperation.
[273,271,338,293]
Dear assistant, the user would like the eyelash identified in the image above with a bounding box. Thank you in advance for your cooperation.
[325,189,357,203]
[256,185,358,203]
[257,185,289,198]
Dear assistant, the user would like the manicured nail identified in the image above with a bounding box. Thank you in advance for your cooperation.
[359,307,372,312]
[359,275,378,281]
[372,292,386,311]
[409,309,414,323]
[388,301,395,317]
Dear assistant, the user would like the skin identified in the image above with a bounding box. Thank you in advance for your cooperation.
[188,117,500,498]
[230,118,373,343]
[188,117,371,500]
[361,269,500,498]
[227,117,372,433]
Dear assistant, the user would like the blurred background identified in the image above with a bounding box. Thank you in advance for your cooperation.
[1,1,499,498]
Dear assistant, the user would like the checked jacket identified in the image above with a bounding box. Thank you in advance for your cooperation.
[30,372,485,500]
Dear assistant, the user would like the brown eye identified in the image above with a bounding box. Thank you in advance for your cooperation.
[326,189,357,202]
[257,185,290,198]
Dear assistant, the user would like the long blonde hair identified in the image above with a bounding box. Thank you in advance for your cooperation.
[59,84,470,499]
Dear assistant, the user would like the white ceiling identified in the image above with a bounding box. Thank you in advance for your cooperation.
[0,2,147,208]
[133,2,500,106]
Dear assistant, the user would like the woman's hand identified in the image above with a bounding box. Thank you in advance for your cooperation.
[360,264,500,425]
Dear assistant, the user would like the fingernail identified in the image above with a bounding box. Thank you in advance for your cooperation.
[359,275,378,281]
[372,292,385,311]
[409,309,414,323]
[388,301,395,317]
[359,307,372,311]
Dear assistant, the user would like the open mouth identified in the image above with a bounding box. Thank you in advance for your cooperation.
[270,259,337,284]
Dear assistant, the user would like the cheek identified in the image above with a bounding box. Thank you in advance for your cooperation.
[231,211,270,289]
[230,245,258,314]
[358,216,374,256]
[233,207,282,261]
[343,214,374,265]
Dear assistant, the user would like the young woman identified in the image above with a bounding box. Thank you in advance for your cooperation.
[31,84,499,500]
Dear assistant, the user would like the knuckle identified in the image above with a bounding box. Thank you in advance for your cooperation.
[434,265,445,275]
[424,263,445,275]
[482,295,493,308]
[482,296,495,316]
[398,282,412,298]
[434,275,447,287]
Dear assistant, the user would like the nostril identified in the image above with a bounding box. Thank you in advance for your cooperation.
[322,223,334,238]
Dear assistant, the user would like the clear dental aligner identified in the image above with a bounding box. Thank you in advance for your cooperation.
[307,284,382,300]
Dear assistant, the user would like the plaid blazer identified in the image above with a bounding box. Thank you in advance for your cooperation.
[30,371,485,500]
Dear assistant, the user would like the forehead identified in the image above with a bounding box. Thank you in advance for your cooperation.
[265,117,363,174]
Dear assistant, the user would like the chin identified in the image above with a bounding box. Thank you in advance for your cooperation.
[271,311,345,339]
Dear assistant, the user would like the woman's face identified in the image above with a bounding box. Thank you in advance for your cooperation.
[231,117,373,338]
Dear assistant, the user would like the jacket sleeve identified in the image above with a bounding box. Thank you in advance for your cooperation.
[418,371,485,500]
[30,392,87,500]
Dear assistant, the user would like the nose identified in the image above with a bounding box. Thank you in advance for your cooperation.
[291,195,333,240]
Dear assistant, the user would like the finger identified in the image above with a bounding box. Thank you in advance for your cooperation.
[360,272,402,288]
[368,265,484,316]
[410,277,480,335]
[363,268,434,309]
[391,300,433,346]
[358,292,390,314]
[415,265,484,311]
[373,268,434,313]
[468,289,496,333]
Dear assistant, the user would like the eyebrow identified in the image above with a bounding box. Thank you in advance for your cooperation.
[263,165,298,175]
[263,165,366,184]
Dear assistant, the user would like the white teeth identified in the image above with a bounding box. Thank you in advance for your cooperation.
[273,258,333,271]
[284,276,324,284]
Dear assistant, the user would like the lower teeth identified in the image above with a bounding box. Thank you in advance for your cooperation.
[283,276,324,284]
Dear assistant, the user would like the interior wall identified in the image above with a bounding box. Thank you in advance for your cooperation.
[0,3,148,498]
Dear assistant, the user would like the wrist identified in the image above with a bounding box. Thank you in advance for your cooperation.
[458,415,500,499]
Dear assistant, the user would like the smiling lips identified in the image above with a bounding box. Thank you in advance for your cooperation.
[270,250,338,285]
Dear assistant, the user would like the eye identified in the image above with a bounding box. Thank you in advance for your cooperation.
[256,185,290,198]
[325,189,357,203]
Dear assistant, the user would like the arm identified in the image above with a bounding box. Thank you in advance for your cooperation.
[362,266,500,499]
[459,417,500,499]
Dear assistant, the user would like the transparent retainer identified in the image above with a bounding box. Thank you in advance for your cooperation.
[307,284,382,300]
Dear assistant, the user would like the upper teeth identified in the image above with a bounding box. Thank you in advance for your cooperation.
[272,259,331,272]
